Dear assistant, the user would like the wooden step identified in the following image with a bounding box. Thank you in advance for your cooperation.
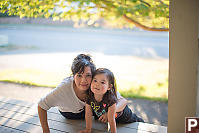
[0,96,167,133]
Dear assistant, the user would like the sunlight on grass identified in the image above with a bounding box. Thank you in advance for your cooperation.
[0,68,168,101]
[118,80,168,102]
[0,53,168,101]
[0,68,67,87]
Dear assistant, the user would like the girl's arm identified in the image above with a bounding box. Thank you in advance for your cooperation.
[85,104,93,132]
[38,105,50,133]
[98,96,127,123]
[108,103,117,133]
[78,104,93,133]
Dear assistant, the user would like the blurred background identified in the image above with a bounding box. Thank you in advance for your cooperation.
[0,0,169,101]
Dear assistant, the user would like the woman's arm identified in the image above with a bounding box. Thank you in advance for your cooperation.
[108,103,117,133]
[78,104,93,133]
[116,96,128,112]
[38,105,50,133]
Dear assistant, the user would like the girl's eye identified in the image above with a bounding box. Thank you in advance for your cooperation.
[101,82,105,84]
[77,74,82,77]
[93,79,97,82]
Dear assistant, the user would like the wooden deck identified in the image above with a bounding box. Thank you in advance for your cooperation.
[0,96,167,133]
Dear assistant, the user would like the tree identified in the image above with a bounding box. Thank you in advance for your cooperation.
[0,0,169,31]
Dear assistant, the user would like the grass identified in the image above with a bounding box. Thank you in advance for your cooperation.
[119,85,168,102]
[0,79,55,88]
[0,53,168,102]
[0,68,168,102]
[121,92,168,102]
[0,68,65,87]
[0,79,168,102]
[0,43,37,51]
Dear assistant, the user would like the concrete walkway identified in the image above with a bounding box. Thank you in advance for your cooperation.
[0,81,168,127]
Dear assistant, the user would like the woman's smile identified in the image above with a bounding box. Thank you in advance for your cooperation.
[80,84,88,87]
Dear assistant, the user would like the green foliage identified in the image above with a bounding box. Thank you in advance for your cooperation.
[0,12,12,17]
[0,0,169,30]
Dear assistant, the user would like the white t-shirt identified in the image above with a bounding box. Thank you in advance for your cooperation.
[38,77,121,113]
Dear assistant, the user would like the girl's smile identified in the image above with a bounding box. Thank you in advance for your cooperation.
[94,88,100,90]
[91,73,110,96]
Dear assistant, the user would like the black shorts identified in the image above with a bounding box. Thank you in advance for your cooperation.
[59,109,98,120]
[59,109,85,120]
[116,105,144,123]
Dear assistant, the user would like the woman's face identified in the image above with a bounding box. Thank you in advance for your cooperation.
[74,66,92,91]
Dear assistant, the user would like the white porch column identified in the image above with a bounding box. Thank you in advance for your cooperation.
[168,0,199,132]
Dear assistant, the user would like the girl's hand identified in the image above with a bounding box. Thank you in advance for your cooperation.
[78,129,91,133]
[98,113,108,123]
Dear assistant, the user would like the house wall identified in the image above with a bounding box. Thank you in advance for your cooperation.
[168,0,199,132]
[197,38,199,117]
[197,4,199,117]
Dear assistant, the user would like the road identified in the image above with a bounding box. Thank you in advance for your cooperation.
[0,24,169,58]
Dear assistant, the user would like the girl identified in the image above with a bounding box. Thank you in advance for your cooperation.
[79,68,144,133]
[38,54,127,133]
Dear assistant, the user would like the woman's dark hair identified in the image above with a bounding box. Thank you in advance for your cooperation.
[71,54,96,76]
[86,68,117,105]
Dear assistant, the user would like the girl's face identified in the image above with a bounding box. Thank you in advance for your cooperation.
[74,66,92,91]
[91,73,111,95]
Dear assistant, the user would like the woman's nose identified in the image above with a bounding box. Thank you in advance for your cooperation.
[81,76,87,82]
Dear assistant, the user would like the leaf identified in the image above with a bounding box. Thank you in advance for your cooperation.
[53,16,59,21]
[135,3,148,10]
[85,0,91,5]
[130,0,137,2]
[44,12,51,18]
[117,6,126,16]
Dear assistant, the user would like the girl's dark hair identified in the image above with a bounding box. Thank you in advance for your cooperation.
[71,54,96,76]
[87,68,117,105]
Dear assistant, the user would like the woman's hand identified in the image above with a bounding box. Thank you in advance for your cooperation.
[98,113,108,123]
[42,127,50,133]
[116,96,127,112]
[78,129,91,133]
[38,105,50,133]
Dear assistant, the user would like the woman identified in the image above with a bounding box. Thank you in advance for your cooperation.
[38,54,127,133]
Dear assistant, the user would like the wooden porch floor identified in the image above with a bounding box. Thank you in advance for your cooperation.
[0,96,167,133]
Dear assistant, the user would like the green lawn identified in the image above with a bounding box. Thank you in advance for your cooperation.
[0,68,168,102]
[0,53,168,102]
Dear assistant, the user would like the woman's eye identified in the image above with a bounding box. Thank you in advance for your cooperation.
[101,82,105,84]
[86,75,92,77]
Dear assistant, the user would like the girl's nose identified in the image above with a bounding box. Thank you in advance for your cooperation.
[95,82,99,86]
